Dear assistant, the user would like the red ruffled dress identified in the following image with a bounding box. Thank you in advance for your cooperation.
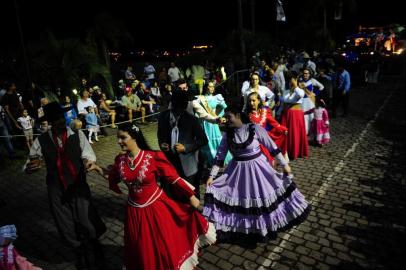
[108,150,216,270]
[249,108,288,162]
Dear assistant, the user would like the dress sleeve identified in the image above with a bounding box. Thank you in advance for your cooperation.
[215,94,227,117]
[192,98,218,123]
[265,110,287,134]
[108,155,123,194]
[209,133,229,178]
[254,125,287,166]
[154,151,195,198]
[264,87,275,106]
[283,87,304,104]
[78,129,96,162]
[323,108,330,125]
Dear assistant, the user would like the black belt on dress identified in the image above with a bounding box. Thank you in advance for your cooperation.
[234,151,262,161]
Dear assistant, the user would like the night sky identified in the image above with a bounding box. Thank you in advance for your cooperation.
[1,0,405,51]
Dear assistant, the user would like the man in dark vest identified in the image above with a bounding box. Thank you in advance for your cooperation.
[157,90,208,199]
[26,101,106,269]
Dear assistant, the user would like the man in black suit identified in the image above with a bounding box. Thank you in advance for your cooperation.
[157,90,208,199]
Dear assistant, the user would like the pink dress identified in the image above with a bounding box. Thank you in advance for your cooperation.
[311,107,330,145]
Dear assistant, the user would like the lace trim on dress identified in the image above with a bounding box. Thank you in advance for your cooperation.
[178,222,216,270]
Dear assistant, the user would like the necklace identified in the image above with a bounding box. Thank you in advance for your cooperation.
[127,151,140,171]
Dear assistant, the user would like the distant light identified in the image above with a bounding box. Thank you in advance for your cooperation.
[346,39,351,43]
[395,48,404,55]
[192,45,209,49]
[72,89,78,95]
[341,53,346,57]
[369,51,374,55]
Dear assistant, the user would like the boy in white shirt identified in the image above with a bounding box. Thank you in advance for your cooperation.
[17,109,34,150]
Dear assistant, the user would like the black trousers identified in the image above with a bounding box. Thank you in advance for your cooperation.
[47,180,106,248]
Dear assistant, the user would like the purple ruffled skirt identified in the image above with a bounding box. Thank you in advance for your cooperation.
[203,154,310,240]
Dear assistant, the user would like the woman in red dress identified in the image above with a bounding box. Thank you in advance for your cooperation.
[280,72,309,159]
[247,92,288,164]
[105,122,216,270]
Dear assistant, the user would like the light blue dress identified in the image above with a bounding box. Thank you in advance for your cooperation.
[201,94,232,166]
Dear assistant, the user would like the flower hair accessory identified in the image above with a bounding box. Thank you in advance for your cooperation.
[132,124,140,132]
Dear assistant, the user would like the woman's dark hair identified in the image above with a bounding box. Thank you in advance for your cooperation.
[315,96,326,108]
[117,122,151,150]
[203,81,216,95]
[224,106,250,124]
[287,70,299,81]
[246,92,262,112]
[224,106,251,146]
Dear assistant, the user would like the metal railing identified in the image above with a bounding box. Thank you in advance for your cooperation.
[215,69,250,99]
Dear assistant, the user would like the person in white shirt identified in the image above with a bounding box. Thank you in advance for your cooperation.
[17,109,34,150]
[167,62,181,83]
[303,52,317,76]
[240,80,250,97]
[77,90,98,115]
[242,73,274,112]
[280,72,309,159]
[144,62,156,81]
[125,66,136,82]
[301,68,324,96]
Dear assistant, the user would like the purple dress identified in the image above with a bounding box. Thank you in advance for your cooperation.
[203,124,310,240]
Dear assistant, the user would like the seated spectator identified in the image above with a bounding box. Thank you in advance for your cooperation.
[117,79,126,99]
[160,83,173,110]
[157,67,168,86]
[37,97,50,133]
[98,93,117,128]
[150,81,161,104]
[135,83,158,115]
[125,66,136,83]
[61,95,78,127]
[121,87,146,123]
[77,90,98,116]
[76,89,103,134]
[91,85,102,105]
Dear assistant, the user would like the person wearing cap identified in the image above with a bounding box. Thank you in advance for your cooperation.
[302,52,317,76]
[25,101,106,269]
[121,86,146,123]
[91,85,102,105]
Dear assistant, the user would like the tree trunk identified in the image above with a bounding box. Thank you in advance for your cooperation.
[237,0,247,67]
[250,0,256,35]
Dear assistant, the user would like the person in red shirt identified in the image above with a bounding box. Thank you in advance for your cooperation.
[247,92,288,165]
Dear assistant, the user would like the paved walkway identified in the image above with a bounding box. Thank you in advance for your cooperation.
[1,69,405,269]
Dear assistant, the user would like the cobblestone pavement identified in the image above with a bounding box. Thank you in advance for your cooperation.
[1,65,405,269]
